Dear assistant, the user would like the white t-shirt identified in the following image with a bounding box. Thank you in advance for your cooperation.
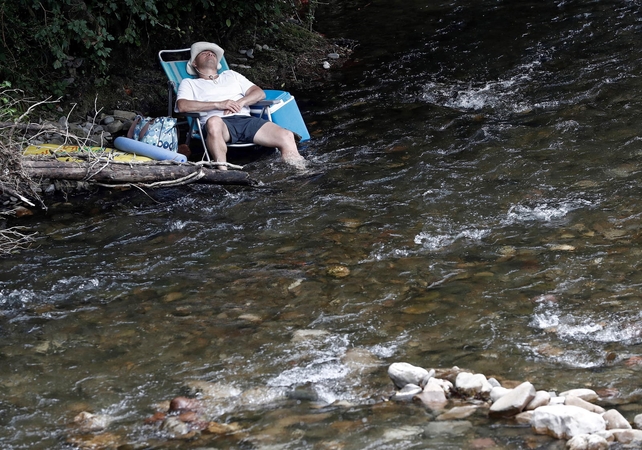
[176,70,256,124]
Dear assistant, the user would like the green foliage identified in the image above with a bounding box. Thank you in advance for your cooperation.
[0,0,301,100]
[0,81,19,120]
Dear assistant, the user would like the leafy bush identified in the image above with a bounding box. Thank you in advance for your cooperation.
[0,0,304,99]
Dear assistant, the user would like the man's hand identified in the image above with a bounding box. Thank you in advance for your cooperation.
[219,99,243,115]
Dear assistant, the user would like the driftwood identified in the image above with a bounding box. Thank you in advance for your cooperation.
[22,159,255,187]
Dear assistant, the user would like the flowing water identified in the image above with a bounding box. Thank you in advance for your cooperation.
[4,0,642,448]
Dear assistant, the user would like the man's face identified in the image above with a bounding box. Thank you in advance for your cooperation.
[195,50,218,68]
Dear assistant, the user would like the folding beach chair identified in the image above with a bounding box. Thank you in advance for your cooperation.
[158,47,310,164]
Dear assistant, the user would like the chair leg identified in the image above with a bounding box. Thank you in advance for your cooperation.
[194,120,211,162]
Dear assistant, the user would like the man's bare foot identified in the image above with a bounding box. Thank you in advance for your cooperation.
[283,156,307,169]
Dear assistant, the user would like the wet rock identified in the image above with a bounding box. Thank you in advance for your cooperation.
[388,362,430,389]
[66,432,123,449]
[559,388,599,403]
[204,421,241,435]
[291,329,330,342]
[326,265,350,278]
[238,313,262,323]
[531,405,606,439]
[564,395,604,414]
[436,405,479,421]
[183,380,242,399]
[288,384,319,402]
[391,383,422,401]
[381,425,423,442]
[490,386,511,403]
[515,410,533,425]
[419,368,436,387]
[611,429,642,444]
[160,416,191,436]
[525,390,551,410]
[412,378,448,409]
[424,420,473,436]
[73,411,111,432]
[144,411,166,424]
[169,396,202,412]
[566,434,609,450]
[455,372,492,399]
[602,409,631,430]
[342,347,380,371]
[489,381,536,419]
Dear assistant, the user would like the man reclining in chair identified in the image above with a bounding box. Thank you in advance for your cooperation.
[176,41,306,169]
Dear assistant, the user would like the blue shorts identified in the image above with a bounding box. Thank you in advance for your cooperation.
[220,115,269,144]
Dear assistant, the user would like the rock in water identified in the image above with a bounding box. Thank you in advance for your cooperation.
[489,381,536,418]
[531,405,606,439]
[388,362,430,389]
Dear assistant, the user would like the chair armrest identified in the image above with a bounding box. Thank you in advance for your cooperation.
[251,99,283,107]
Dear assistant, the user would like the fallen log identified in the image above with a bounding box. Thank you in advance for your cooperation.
[22,159,255,186]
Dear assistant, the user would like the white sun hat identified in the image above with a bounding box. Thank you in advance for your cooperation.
[187,41,224,75]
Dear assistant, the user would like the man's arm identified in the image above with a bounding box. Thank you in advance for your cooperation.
[176,86,266,115]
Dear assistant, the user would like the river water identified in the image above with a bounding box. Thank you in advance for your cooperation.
[3,0,642,448]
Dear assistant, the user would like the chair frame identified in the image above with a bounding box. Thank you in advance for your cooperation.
[158,48,280,164]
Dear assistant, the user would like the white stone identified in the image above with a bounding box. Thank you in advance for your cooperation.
[566,433,609,450]
[487,377,501,388]
[291,329,330,342]
[526,390,551,410]
[419,368,436,387]
[455,372,492,398]
[490,386,512,403]
[593,430,614,442]
[391,383,422,402]
[559,388,599,402]
[436,405,478,421]
[489,381,536,418]
[388,363,430,389]
[633,413,642,429]
[550,396,566,405]
[611,429,642,444]
[564,395,605,414]
[532,405,606,439]
[515,411,533,425]
[602,409,631,430]
[431,377,453,394]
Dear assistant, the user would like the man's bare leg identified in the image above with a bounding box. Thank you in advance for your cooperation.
[205,116,231,170]
[254,122,305,166]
